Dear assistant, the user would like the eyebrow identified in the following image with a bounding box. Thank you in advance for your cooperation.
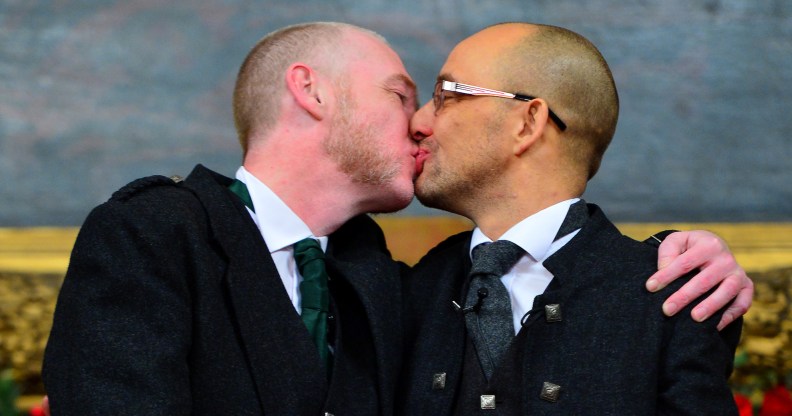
[436,73,456,83]
[386,73,417,94]
[386,73,419,109]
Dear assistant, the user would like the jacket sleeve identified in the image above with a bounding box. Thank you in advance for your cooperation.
[657,292,742,416]
[43,190,200,415]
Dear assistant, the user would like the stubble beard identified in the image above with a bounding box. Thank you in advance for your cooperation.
[415,121,505,216]
[323,90,400,186]
[414,150,499,216]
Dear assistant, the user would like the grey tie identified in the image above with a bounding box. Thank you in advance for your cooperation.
[464,240,525,380]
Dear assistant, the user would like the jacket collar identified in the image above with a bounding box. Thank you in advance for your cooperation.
[183,165,329,414]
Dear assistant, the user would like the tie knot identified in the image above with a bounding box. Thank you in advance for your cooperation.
[294,237,324,265]
[470,240,525,278]
[294,237,329,311]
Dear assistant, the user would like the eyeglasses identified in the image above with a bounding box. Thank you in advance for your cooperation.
[432,80,567,131]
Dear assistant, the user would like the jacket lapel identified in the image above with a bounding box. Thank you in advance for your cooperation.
[323,227,402,414]
[540,204,618,298]
[408,235,471,413]
[518,204,618,411]
[183,165,327,414]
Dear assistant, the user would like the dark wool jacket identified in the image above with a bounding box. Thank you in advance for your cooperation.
[398,204,741,416]
[44,164,403,416]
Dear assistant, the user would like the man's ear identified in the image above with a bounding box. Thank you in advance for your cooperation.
[285,63,327,120]
[513,99,550,156]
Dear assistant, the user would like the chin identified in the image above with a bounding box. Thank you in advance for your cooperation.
[369,184,415,214]
[414,185,452,213]
[413,179,435,207]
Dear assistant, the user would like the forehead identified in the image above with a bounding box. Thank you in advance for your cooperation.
[440,27,519,84]
[346,31,412,78]
[345,58,416,105]
[441,44,494,85]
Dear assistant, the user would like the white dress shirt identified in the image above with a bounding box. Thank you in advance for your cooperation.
[469,198,581,334]
[235,166,328,314]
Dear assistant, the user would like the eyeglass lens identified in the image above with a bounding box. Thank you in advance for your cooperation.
[432,81,443,113]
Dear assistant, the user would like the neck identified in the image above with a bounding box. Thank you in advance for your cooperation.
[243,136,367,237]
[465,172,580,241]
[464,134,588,239]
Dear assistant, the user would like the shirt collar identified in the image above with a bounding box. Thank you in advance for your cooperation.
[469,198,579,262]
[235,166,328,253]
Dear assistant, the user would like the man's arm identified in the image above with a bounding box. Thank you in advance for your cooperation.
[43,199,194,414]
[657,284,742,415]
[647,230,753,330]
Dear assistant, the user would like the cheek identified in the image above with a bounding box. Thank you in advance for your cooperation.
[371,103,409,132]
[386,114,412,148]
[438,119,491,165]
[435,115,470,148]
[395,108,412,133]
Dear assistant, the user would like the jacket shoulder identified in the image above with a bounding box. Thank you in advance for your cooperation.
[109,174,186,203]
[87,173,208,229]
[329,214,391,259]
[412,230,472,270]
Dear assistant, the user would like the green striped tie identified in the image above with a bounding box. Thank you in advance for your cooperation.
[293,238,331,372]
[228,179,331,373]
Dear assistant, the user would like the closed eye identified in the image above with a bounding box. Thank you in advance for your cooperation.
[392,90,419,112]
[393,91,409,103]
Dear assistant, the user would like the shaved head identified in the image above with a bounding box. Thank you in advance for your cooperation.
[488,23,619,178]
[232,22,387,154]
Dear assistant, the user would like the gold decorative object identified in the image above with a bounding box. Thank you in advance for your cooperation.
[730,267,792,405]
[0,272,61,395]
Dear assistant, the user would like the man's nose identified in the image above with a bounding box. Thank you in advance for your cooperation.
[410,100,434,142]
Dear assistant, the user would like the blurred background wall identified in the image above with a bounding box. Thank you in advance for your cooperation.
[1,0,790,225]
[1,2,792,411]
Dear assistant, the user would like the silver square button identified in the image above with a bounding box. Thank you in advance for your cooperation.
[540,382,562,402]
[545,304,562,322]
[432,373,446,390]
[480,394,496,409]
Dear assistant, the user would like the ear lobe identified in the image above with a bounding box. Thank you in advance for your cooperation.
[285,63,326,120]
[513,99,549,156]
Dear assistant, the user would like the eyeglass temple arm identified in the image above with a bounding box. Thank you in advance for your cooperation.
[443,81,567,131]
[444,81,515,99]
[511,92,568,131]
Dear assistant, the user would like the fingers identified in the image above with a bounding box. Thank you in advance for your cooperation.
[689,272,745,320]
[659,266,719,317]
[655,231,690,271]
[716,279,754,330]
[647,249,699,292]
[647,229,753,330]
[647,231,726,293]
[661,268,752,331]
[659,255,743,314]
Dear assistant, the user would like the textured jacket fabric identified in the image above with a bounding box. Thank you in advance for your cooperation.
[44,164,403,416]
[398,204,741,415]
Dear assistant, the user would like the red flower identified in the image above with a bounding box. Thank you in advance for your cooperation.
[735,392,754,416]
[759,386,792,416]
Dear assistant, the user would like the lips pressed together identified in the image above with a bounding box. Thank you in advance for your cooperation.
[414,148,430,177]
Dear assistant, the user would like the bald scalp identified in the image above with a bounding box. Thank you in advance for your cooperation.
[232,22,385,154]
[493,23,619,179]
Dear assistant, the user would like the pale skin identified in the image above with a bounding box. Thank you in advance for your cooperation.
[652,231,752,330]
[243,30,419,237]
[39,23,752,415]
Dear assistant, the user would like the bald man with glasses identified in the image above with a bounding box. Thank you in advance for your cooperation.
[400,22,742,415]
